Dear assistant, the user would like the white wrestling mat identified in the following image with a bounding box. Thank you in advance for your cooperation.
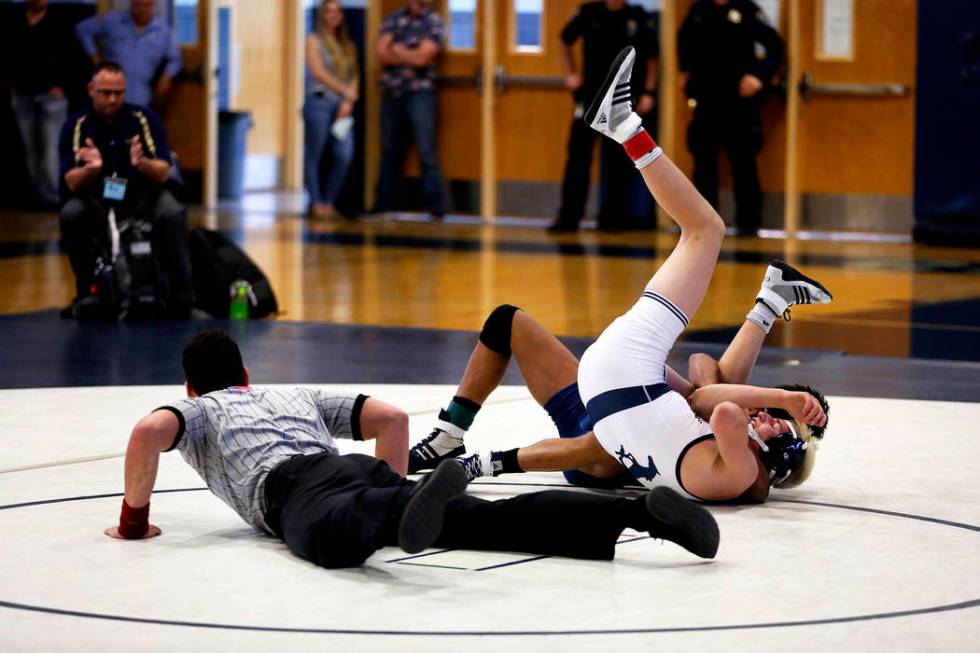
[1,384,979,653]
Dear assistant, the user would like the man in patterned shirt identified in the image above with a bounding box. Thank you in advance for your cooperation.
[104,330,720,567]
[372,0,446,220]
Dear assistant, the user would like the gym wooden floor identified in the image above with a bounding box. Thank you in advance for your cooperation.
[1,193,978,362]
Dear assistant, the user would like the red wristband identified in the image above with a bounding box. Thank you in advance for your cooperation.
[623,129,658,161]
[118,499,150,539]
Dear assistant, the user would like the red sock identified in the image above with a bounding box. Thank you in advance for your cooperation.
[623,129,663,169]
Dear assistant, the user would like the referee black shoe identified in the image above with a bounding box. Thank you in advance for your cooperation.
[398,459,469,554]
[644,487,720,559]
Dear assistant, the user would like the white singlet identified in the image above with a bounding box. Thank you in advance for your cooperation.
[577,291,713,500]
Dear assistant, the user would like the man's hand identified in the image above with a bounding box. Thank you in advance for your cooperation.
[636,93,655,115]
[344,84,359,103]
[738,74,764,98]
[337,99,354,119]
[787,391,827,427]
[104,524,162,540]
[565,73,583,91]
[129,135,144,168]
[80,137,103,170]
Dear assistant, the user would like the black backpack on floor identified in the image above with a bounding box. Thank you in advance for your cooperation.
[87,213,168,321]
[189,226,278,318]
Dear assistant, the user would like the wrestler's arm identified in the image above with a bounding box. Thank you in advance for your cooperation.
[709,402,762,496]
[358,398,409,476]
[687,352,723,388]
[665,365,696,398]
[690,384,826,426]
[104,410,179,539]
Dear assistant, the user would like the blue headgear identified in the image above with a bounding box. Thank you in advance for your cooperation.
[748,424,812,487]
[759,432,810,486]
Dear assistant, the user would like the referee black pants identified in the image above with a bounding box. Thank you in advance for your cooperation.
[264,453,643,569]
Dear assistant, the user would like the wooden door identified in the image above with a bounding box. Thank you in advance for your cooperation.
[787,0,916,231]
[491,0,586,217]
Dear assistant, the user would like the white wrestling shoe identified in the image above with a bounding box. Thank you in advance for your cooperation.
[584,47,643,144]
[756,259,834,321]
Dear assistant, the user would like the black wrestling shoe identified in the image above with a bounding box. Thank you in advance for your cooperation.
[645,487,720,559]
[407,410,466,474]
[456,450,493,482]
[756,259,833,321]
[584,46,642,143]
[398,459,469,554]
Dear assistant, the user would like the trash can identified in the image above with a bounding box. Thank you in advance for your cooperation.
[217,111,253,199]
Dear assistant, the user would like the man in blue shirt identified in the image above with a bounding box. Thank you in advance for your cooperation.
[58,62,194,318]
[75,0,181,109]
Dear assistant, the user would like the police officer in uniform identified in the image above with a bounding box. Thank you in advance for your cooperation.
[679,0,783,236]
[549,0,659,233]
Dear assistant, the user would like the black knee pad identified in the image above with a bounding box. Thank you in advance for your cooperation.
[478,304,521,355]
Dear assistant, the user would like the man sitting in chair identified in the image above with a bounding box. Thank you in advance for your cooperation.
[58,61,194,319]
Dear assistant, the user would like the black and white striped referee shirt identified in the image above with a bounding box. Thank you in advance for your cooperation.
[159,386,366,534]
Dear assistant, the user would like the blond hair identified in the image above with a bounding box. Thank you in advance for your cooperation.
[774,421,818,489]
[316,1,358,82]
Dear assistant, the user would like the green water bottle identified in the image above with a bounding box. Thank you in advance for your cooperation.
[229,280,251,320]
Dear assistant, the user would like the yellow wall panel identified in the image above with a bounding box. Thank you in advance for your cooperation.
[233,0,286,157]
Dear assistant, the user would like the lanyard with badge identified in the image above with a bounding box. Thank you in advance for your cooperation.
[102,136,129,202]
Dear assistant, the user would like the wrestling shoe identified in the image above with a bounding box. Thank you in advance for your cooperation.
[457,450,493,483]
[407,410,466,474]
[584,47,643,144]
[398,459,469,554]
[644,487,720,559]
[756,259,834,321]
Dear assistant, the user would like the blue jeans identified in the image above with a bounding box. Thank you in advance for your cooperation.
[303,94,355,206]
[11,93,68,204]
[374,90,445,216]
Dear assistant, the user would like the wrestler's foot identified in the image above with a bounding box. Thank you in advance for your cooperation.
[407,409,466,474]
[644,487,720,559]
[457,450,493,482]
[756,259,833,321]
[398,460,469,554]
[585,47,642,144]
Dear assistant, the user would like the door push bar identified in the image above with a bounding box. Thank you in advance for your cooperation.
[437,66,565,92]
[799,71,909,101]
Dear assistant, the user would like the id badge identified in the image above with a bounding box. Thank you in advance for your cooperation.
[103,177,128,201]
